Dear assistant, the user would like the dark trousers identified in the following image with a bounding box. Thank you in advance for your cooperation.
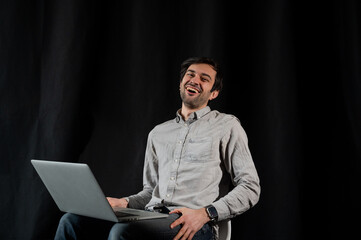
[54,213,214,240]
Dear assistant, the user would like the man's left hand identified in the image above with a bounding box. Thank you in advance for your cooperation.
[169,207,210,240]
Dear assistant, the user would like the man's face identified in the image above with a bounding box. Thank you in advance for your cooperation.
[179,63,219,110]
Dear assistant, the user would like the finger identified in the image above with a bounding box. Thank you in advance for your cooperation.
[173,225,187,240]
[170,216,184,229]
[180,228,192,240]
[169,208,183,214]
[188,231,195,240]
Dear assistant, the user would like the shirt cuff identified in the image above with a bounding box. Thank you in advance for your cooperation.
[212,199,230,221]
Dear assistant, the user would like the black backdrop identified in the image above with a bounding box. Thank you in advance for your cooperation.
[1,0,360,239]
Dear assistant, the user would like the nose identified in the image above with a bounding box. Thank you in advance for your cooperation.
[190,73,201,83]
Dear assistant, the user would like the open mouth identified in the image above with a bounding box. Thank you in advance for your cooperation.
[185,85,201,94]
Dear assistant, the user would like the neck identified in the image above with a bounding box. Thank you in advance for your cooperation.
[180,103,207,121]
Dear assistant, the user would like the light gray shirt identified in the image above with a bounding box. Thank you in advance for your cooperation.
[127,106,260,221]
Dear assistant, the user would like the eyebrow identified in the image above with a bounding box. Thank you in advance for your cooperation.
[186,69,212,80]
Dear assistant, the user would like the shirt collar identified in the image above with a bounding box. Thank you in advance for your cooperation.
[175,106,211,123]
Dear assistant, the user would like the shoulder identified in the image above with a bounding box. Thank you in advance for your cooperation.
[148,118,176,137]
[209,110,241,126]
[209,110,248,139]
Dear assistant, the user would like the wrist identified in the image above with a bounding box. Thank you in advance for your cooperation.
[201,208,211,221]
[121,197,129,208]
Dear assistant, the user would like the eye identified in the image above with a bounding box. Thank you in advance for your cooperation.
[187,73,195,77]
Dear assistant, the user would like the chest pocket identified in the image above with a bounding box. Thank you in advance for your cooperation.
[184,137,213,162]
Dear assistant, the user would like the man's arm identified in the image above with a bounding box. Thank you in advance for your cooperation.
[213,118,261,221]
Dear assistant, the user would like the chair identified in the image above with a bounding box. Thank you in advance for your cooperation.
[218,220,231,240]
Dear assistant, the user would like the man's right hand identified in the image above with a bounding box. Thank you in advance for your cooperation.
[106,197,129,208]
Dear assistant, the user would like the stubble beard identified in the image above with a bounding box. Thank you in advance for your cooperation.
[180,89,208,110]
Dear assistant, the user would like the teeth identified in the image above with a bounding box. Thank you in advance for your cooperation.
[186,86,199,93]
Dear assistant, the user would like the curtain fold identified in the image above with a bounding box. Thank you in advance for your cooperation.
[0,0,360,239]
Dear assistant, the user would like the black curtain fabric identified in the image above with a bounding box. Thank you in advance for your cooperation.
[1,0,360,239]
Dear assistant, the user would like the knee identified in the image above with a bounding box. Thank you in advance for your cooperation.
[59,213,78,226]
[108,224,128,240]
[55,213,79,240]
[57,212,81,235]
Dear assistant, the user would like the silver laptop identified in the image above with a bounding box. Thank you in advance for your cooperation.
[31,159,168,222]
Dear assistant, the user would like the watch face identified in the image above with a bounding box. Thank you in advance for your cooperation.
[207,206,218,218]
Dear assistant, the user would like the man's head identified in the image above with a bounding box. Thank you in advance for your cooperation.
[180,57,223,93]
[179,57,223,110]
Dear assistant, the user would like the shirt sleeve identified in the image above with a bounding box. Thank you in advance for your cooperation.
[212,117,261,221]
[127,131,158,209]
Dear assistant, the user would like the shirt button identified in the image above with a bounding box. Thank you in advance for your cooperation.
[178,140,182,144]
[174,159,178,162]
[170,177,175,181]
[166,194,170,198]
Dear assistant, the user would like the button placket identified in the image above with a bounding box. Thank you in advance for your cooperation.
[165,123,190,201]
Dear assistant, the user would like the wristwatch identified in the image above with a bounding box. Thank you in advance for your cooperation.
[205,205,218,222]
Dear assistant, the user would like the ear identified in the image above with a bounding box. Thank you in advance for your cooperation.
[209,90,219,101]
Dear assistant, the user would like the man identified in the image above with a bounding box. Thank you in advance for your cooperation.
[55,57,260,240]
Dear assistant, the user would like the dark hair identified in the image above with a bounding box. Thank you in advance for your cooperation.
[180,57,223,92]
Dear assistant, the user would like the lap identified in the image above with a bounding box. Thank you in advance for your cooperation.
[109,213,181,239]
[109,214,214,240]
[58,212,213,240]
